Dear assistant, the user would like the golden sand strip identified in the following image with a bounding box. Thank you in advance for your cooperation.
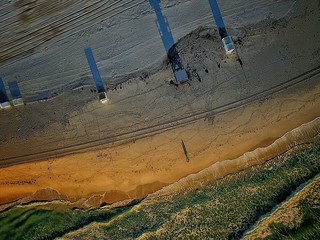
[0,75,319,209]
[61,85,320,239]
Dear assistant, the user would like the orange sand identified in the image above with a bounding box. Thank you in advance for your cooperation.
[0,76,319,208]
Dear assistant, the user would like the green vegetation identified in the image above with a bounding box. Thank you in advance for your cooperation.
[267,199,320,240]
[100,142,320,239]
[0,205,131,240]
[0,142,319,240]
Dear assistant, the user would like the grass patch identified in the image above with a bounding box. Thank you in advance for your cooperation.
[0,205,131,240]
[100,142,320,239]
[267,199,320,240]
[1,143,319,240]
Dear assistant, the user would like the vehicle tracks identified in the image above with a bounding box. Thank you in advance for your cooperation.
[1,65,319,168]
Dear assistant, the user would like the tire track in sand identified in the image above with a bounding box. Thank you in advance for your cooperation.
[0,65,319,168]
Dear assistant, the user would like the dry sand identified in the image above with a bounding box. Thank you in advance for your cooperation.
[59,115,320,239]
[0,0,319,209]
[0,0,295,98]
[0,78,319,208]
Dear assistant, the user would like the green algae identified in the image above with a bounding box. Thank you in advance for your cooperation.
[1,142,319,240]
[100,142,320,239]
[0,205,131,240]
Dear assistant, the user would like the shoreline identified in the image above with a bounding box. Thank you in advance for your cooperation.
[0,0,319,211]
[0,77,319,209]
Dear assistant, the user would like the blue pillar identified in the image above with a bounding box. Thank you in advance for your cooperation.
[208,0,235,53]
[0,78,9,103]
[208,0,228,39]
[149,0,188,82]
[85,48,105,93]
[149,0,175,54]
[8,81,22,99]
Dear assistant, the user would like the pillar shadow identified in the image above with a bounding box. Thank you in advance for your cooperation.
[8,81,22,100]
[0,78,9,103]
[208,0,228,39]
[208,0,235,53]
[149,0,188,82]
[85,48,106,93]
